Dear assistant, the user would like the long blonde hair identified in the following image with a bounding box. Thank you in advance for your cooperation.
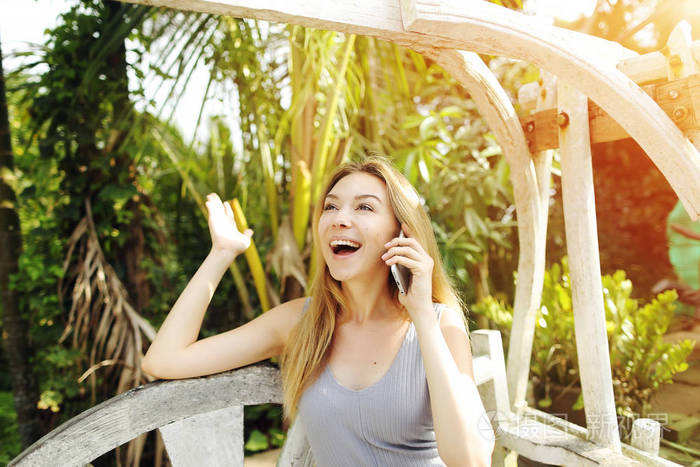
[280,156,462,420]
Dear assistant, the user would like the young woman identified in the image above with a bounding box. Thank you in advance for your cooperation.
[142,157,494,466]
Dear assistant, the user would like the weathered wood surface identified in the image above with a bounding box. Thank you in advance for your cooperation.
[617,39,700,84]
[498,416,643,467]
[471,330,515,467]
[8,364,281,467]
[631,418,661,456]
[521,408,680,467]
[557,83,620,451]
[508,72,556,414]
[519,76,699,150]
[159,405,244,466]
[400,0,700,219]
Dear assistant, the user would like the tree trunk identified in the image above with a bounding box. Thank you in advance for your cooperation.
[106,0,151,313]
[0,36,43,448]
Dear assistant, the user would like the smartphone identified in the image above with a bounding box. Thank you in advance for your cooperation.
[390,230,411,294]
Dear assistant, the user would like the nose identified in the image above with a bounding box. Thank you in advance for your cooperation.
[331,207,351,228]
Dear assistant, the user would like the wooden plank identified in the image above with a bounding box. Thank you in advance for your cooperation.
[557,82,620,451]
[471,331,510,418]
[522,408,680,467]
[9,364,282,467]
[471,330,516,467]
[470,355,494,386]
[159,406,244,466]
[520,109,558,152]
[521,79,700,150]
[400,0,700,219]
[616,41,700,85]
[498,416,644,466]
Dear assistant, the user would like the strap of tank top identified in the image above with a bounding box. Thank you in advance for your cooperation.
[302,296,311,315]
[434,302,445,320]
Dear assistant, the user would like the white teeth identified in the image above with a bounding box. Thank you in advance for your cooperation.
[330,239,361,248]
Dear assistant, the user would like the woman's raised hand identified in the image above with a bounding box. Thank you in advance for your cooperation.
[205,193,253,259]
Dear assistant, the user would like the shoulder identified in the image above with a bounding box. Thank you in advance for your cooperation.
[263,297,308,343]
[434,302,474,376]
[434,302,468,330]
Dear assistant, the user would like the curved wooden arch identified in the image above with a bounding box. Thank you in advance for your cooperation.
[402,0,700,219]
[418,48,548,416]
[9,365,282,466]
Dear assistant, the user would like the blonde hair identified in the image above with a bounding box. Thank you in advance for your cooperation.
[280,156,462,420]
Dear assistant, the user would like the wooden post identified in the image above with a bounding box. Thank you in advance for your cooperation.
[630,418,661,456]
[508,73,556,412]
[159,406,244,466]
[558,82,621,451]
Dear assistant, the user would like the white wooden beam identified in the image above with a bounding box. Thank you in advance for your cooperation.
[616,42,700,85]
[557,82,620,451]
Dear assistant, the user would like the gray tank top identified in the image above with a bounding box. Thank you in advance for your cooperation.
[297,299,447,466]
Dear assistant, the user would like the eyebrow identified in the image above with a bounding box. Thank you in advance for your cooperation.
[325,194,383,203]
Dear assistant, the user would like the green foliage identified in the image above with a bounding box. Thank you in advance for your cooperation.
[472,258,695,423]
[0,392,21,465]
[603,271,695,418]
[243,404,285,454]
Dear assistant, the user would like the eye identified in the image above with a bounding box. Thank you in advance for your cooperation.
[323,203,337,211]
[358,203,374,211]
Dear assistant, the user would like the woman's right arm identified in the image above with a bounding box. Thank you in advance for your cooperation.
[141,193,305,380]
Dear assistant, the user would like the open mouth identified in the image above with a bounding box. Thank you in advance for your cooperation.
[330,239,362,257]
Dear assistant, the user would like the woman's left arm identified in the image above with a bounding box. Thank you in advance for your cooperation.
[414,305,494,467]
[383,226,494,466]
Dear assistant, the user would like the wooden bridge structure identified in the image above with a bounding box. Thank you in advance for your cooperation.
[10,0,700,465]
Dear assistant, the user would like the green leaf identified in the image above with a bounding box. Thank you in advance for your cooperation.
[244,429,269,452]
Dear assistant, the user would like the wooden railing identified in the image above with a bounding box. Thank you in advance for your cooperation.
[9,331,678,466]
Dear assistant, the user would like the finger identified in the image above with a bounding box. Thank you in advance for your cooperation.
[224,202,234,218]
[382,246,422,262]
[384,255,421,271]
[385,235,423,252]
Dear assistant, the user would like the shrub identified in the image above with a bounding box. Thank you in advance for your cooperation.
[472,258,695,429]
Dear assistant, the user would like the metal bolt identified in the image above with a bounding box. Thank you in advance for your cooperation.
[672,106,688,121]
[526,121,535,133]
[557,112,570,128]
[668,89,679,100]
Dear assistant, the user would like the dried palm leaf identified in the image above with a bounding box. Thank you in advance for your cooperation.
[268,216,307,296]
[58,200,158,466]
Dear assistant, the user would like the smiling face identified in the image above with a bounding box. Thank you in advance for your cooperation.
[318,172,400,283]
